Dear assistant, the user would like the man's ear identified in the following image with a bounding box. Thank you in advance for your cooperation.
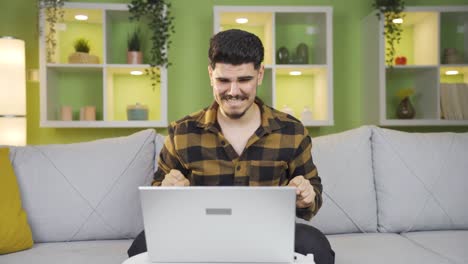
[208,65,214,86]
[257,65,265,86]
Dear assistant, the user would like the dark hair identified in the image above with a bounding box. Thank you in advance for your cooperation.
[208,29,264,70]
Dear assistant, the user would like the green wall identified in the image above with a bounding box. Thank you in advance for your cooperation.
[1,0,467,145]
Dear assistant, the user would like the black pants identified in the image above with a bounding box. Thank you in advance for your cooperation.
[128,223,335,264]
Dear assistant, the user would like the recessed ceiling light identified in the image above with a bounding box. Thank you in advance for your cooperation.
[445,70,459,75]
[235,18,248,24]
[75,15,88,21]
[289,71,302,76]
[130,70,143,76]
[392,18,403,24]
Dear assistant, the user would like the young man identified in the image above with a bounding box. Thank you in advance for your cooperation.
[128,29,335,264]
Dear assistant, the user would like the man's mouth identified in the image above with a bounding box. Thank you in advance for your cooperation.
[221,95,248,101]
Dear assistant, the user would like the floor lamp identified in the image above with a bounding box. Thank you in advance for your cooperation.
[0,36,26,146]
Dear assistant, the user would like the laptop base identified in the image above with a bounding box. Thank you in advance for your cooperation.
[122,252,314,264]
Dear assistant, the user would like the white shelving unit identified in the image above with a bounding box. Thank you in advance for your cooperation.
[362,6,468,126]
[39,2,168,128]
[214,6,334,126]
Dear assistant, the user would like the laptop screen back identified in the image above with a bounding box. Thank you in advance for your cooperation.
[139,186,296,263]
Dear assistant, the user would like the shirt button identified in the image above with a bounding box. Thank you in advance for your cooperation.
[236,165,241,171]
[221,140,226,145]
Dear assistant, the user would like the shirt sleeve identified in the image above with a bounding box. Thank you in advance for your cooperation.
[288,129,323,221]
[152,126,189,186]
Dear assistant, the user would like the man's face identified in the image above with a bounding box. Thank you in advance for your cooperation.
[208,63,264,119]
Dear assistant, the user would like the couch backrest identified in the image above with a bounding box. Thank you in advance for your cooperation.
[303,126,378,234]
[14,125,466,242]
[372,127,468,233]
[150,126,378,235]
[10,129,156,243]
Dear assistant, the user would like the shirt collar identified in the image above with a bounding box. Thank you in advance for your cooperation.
[196,97,284,134]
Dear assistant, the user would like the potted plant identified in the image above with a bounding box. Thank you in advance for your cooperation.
[38,0,68,63]
[372,0,405,66]
[127,28,143,64]
[128,0,175,89]
[68,38,99,64]
[74,38,90,53]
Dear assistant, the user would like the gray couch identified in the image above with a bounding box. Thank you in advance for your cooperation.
[1,126,467,264]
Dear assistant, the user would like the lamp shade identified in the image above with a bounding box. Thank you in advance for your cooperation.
[0,117,26,146]
[0,36,26,146]
[0,37,26,115]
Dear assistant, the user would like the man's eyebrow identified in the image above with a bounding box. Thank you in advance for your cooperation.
[237,76,254,81]
[215,77,231,81]
[215,76,254,81]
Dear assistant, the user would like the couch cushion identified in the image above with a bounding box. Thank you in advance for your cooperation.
[298,126,377,234]
[0,148,33,254]
[154,133,165,172]
[372,127,468,233]
[0,240,132,264]
[327,233,453,264]
[402,231,468,264]
[9,129,156,242]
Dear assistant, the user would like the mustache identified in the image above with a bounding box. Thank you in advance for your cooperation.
[221,95,248,100]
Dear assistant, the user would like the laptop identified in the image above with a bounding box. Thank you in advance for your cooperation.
[139,186,296,263]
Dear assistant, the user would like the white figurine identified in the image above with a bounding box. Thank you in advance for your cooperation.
[281,104,295,116]
[301,106,313,122]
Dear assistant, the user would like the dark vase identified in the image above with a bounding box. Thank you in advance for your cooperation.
[396,97,415,119]
[296,43,309,64]
[276,46,289,64]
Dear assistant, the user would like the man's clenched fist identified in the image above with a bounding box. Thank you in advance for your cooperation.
[288,175,315,208]
[161,169,190,186]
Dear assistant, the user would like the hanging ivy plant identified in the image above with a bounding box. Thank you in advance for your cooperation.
[373,0,405,66]
[38,0,67,63]
[128,0,175,90]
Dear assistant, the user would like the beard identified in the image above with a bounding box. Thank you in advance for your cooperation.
[225,110,247,119]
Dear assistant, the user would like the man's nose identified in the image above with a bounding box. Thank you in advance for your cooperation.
[228,81,241,95]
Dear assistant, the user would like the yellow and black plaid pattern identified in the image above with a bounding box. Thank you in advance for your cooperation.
[152,98,322,220]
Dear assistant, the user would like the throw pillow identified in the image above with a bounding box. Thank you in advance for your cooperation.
[0,147,33,254]
[373,127,468,232]
[302,126,377,234]
[9,129,156,242]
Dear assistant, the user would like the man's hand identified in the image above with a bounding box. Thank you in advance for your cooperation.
[161,169,190,186]
[288,175,315,208]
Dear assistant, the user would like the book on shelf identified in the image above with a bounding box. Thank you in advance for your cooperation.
[440,83,450,120]
[440,83,468,120]
[452,84,464,120]
[460,84,468,120]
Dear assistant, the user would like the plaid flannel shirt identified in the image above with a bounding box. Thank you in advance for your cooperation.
[152,98,322,220]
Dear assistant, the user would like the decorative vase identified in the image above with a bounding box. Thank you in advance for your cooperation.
[127,103,149,120]
[276,46,289,64]
[396,97,415,119]
[60,106,73,121]
[442,48,462,64]
[127,51,143,64]
[296,43,309,64]
[79,106,96,121]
